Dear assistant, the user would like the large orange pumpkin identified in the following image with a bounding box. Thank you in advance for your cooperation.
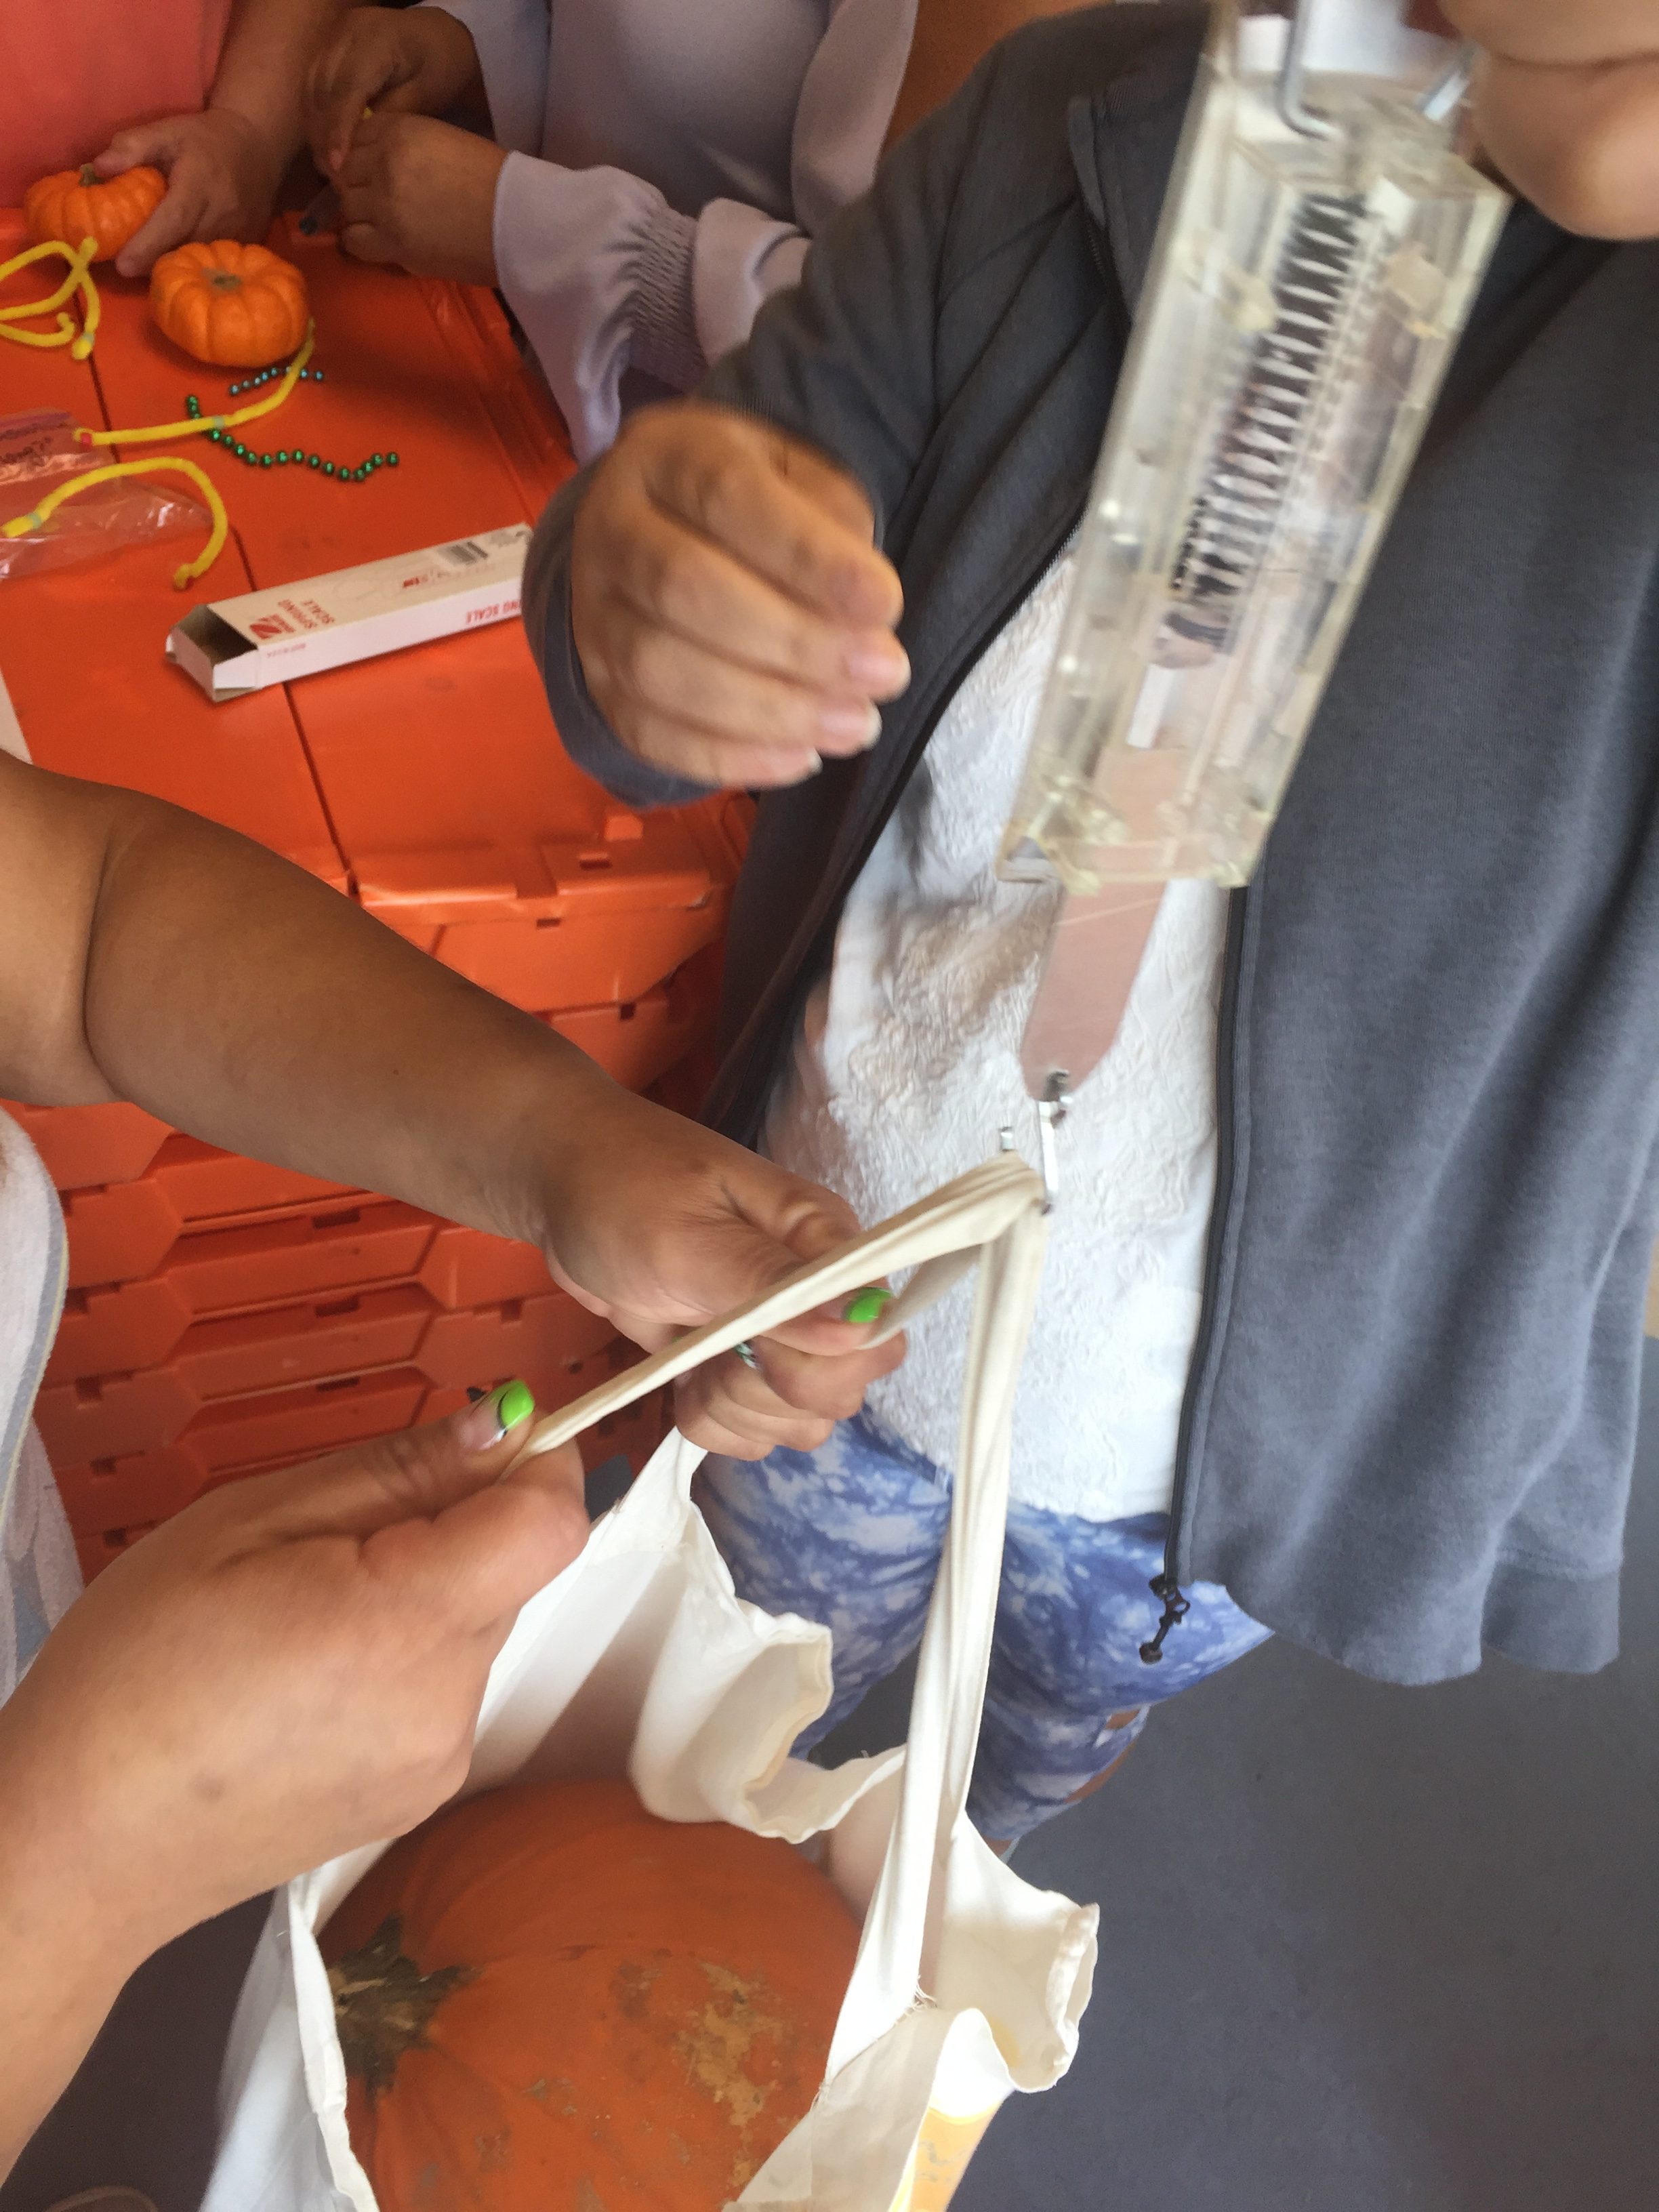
[322,1778,860,2210]
[24,164,166,260]
[149,239,310,368]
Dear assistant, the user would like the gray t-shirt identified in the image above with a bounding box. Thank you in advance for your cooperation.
[0,1108,81,1704]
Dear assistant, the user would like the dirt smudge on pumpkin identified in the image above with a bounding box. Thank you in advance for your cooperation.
[575,2179,611,2212]
[610,1955,665,2020]
[673,1961,796,2146]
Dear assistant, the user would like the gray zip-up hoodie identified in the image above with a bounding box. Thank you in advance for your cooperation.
[525,5,1659,1687]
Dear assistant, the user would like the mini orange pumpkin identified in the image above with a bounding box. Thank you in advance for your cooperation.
[150,239,310,369]
[24,164,167,262]
[322,1777,860,2211]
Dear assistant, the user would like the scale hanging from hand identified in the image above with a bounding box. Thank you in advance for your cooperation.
[1001,0,1507,1204]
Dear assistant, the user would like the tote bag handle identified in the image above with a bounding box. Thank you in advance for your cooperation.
[513,1153,1051,2074]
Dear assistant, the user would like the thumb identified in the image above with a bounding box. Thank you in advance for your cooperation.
[93,122,178,177]
[689,1168,893,1359]
[252,1380,548,1540]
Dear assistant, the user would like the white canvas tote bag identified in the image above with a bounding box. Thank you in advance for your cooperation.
[201,1155,1099,2212]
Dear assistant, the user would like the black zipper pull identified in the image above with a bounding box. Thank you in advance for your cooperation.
[1139,1572,1191,1664]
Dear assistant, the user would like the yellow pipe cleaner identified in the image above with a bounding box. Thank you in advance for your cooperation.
[0,455,229,590]
[76,322,316,448]
[0,238,100,359]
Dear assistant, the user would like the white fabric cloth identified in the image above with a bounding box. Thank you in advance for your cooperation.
[428,0,915,459]
[0,1107,81,1706]
[766,552,1229,1523]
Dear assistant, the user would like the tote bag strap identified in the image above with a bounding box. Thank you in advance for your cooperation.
[514,1152,1052,2076]
[513,1155,1045,1465]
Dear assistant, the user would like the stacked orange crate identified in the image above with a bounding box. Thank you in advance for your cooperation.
[0,218,735,1573]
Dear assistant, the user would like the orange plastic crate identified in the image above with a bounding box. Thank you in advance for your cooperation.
[58,1336,653,1572]
[71,220,737,1014]
[46,1200,565,1385]
[36,1282,616,1465]
[58,1138,360,1287]
[3,1100,172,1190]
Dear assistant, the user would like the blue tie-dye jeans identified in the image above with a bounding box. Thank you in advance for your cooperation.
[696,1409,1271,1844]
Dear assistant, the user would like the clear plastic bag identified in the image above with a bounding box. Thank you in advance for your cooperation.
[0,410,209,583]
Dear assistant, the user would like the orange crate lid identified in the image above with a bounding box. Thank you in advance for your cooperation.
[4,1099,171,1189]
[47,1215,583,1387]
[1,211,344,880]
[55,1332,633,1551]
[37,1283,616,1462]
[81,224,743,1010]
[546,971,710,1095]
[61,1135,359,1286]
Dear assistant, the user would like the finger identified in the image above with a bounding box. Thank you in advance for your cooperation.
[362,1456,589,1630]
[1474,53,1659,234]
[640,409,904,629]
[611,705,823,790]
[672,1372,834,1459]
[737,1331,907,1422]
[1441,2,1659,66]
[592,613,882,761]
[693,1158,905,1358]
[334,138,383,194]
[582,481,909,700]
[115,174,207,277]
[316,54,404,172]
[235,1384,544,1544]
[339,219,398,266]
[91,122,178,176]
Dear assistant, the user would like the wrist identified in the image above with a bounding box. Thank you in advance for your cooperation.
[479,1026,634,1256]
[203,100,292,193]
[0,1706,173,2003]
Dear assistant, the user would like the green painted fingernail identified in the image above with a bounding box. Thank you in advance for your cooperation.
[495,1377,535,1430]
[843,1286,893,1325]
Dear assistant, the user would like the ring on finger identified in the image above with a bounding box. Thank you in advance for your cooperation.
[734,1340,760,1370]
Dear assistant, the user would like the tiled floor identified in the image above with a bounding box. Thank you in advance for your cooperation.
[823,1353,1659,2210]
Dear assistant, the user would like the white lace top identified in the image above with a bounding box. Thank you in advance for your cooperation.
[765,551,1229,1521]
[0,1108,80,1704]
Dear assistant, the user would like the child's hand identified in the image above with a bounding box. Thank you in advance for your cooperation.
[89,110,283,278]
[335,112,505,286]
[0,1391,584,1964]
[1427,2,1659,237]
[570,403,912,790]
[306,4,485,180]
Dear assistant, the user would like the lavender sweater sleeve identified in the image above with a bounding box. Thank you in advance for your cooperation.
[430,0,915,462]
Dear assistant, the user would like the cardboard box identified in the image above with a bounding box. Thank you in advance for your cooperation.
[167,523,531,699]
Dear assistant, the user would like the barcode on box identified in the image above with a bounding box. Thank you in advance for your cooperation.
[441,539,489,567]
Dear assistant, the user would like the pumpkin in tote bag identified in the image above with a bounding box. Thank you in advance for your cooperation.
[322,1777,861,2208]
[201,1158,1098,2212]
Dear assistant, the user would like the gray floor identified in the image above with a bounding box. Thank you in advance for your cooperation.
[819,1350,1659,2211]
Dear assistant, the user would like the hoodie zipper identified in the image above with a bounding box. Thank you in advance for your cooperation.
[1139,879,1248,1664]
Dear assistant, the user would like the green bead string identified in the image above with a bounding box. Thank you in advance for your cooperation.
[183,381,399,484]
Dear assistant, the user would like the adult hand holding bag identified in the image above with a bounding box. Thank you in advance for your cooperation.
[202,1155,1099,2212]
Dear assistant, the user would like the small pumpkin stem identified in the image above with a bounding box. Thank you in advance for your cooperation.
[329,1917,474,2101]
[79,165,99,188]
[207,270,243,293]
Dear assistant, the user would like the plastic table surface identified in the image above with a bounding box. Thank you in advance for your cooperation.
[77,215,658,920]
[0,213,344,880]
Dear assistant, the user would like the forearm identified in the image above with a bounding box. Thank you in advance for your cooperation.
[0,1723,159,2182]
[1,764,616,1250]
[211,0,356,169]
